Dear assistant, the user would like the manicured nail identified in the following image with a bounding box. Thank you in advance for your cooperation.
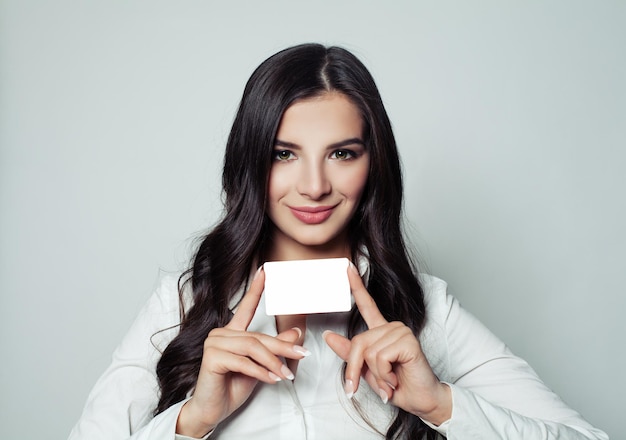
[269,371,281,382]
[344,379,355,399]
[291,327,302,338]
[253,265,263,280]
[385,381,396,391]
[293,345,311,357]
[378,388,389,404]
[349,261,362,277]
[281,364,295,381]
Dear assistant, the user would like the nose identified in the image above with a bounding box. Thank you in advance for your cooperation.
[296,161,331,200]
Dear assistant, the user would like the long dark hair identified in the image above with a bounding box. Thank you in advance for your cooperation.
[155,43,435,439]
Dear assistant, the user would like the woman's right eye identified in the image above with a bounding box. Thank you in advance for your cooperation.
[273,150,295,161]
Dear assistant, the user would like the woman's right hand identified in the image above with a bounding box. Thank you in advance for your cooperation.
[176,267,307,438]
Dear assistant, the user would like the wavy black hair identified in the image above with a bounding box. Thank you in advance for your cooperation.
[155,43,435,439]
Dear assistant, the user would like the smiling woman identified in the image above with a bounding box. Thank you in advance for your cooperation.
[267,93,370,260]
[68,44,608,440]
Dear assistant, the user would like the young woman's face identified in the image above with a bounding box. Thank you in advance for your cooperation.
[267,93,370,258]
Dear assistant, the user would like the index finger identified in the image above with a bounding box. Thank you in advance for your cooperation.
[226,266,265,331]
[348,263,388,329]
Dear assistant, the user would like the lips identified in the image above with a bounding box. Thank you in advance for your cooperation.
[289,205,336,224]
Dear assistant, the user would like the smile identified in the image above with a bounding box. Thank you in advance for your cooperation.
[289,205,336,224]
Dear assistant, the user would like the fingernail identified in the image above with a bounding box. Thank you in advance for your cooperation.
[344,379,354,399]
[291,327,302,338]
[269,372,281,382]
[349,261,359,275]
[378,388,389,404]
[322,330,333,340]
[293,345,311,357]
[385,381,396,391]
[253,266,263,280]
[281,364,295,381]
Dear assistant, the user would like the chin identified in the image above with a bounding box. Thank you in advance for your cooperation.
[270,223,349,254]
[295,236,335,247]
[295,231,346,249]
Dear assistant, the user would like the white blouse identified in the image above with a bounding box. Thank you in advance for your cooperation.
[68,273,608,439]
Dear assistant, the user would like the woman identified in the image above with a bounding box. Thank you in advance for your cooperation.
[69,44,607,439]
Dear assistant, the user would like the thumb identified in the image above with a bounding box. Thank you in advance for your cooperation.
[276,327,302,344]
[323,330,351,361]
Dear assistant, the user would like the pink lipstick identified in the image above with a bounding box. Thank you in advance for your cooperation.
[289,205,335,224]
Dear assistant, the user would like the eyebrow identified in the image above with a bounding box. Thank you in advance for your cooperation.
[274,138,365,149]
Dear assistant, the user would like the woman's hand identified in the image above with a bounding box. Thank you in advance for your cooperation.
[323,264,452,426]
[176,267,308,438]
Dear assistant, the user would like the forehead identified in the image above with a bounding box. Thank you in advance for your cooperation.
[276,93,363,142]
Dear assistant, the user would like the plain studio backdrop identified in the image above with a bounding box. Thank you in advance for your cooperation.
[0,1,624,438]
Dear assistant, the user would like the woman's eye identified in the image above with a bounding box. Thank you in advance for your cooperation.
[274,150,295,161]
[331,149,355,160]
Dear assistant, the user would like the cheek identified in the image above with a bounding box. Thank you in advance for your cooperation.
[337,164,369,200]
[267,169,285,204]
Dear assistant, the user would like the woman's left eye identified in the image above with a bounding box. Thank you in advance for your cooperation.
[330,149,355,160]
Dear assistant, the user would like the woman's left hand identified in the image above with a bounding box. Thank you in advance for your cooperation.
[323,263,452,426]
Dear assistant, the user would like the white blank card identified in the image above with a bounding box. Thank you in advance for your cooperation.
[264,258,351,315]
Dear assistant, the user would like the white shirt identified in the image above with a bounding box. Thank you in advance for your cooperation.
[68,273,608,439]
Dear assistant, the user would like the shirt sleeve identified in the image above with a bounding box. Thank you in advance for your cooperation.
[424,276,608,439]
[68,274,193,440]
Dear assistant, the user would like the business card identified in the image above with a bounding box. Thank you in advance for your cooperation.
[264,257,351,315]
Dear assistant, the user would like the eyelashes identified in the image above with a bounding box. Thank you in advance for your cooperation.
[330,149,357,160]
[274,150,296,161]
[273,149,359,162]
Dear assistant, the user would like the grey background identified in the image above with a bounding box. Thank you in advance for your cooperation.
[0,1,623,438]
